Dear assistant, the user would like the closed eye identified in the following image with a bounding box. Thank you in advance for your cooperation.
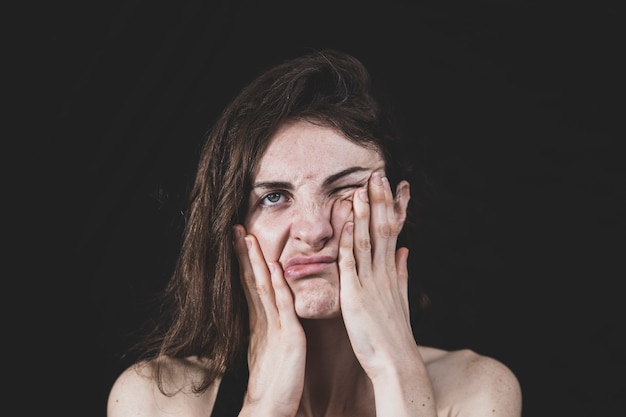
[331,183,366,199]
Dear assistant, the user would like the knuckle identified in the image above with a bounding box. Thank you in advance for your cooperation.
[341,257,357,270]
[255,282,269,296]
[378,223,392,238]
[378,222,400,238]
[357,237,371,251]
[242,274,254,287]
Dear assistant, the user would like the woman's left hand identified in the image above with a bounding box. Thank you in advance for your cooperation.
[338,171,419,379]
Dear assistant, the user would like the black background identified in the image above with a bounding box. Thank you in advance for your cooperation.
[30,0,624,416]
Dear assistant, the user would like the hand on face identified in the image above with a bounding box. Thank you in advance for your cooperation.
[232,170,413,405]
[338,172,417,379]
[233,225,306,416]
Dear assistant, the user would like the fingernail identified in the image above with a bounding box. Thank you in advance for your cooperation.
[372,172,383,185]
[244,236,252,249]
[346,222,354,235]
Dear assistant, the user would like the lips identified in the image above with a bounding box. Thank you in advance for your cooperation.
[283,255,336,280]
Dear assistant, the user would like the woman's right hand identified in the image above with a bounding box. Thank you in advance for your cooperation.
[233,224,306,417]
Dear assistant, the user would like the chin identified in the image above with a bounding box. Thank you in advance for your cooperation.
[292,279,340,319]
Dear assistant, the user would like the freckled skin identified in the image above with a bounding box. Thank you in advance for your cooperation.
[245,120,384,319]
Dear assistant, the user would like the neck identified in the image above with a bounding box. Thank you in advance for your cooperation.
[297,318,374,417]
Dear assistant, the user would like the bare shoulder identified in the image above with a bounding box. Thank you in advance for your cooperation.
[107,356,222,417]
[418,346,522,417]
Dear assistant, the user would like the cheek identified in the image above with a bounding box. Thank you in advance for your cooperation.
[247,218,288,261]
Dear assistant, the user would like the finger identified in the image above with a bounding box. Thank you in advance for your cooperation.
[268,261,301,328]
[395,247,411,318]
[243,233,281,321]
[351,186,372,279]
[389,180,411,283]
[382,176,400,263]
[233,225,260,308]
[367,172,394,269]
[338,221,360,291]
[233,225,279,325]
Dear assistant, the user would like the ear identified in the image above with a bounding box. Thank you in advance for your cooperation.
[394,180,411,230]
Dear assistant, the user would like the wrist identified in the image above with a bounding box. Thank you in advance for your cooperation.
[369,350,437,417]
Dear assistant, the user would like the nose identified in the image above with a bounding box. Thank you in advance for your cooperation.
[290,202,334,249]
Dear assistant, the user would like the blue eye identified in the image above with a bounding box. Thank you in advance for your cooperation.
[261,192,285,206]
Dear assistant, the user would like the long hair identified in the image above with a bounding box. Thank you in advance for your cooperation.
[137,49,426,394]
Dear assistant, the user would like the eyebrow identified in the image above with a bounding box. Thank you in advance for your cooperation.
[252,166,372,190]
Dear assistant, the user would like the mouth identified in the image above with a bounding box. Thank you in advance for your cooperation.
[283,256,336,280]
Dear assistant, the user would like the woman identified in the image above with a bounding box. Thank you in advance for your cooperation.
[107,49,522,416]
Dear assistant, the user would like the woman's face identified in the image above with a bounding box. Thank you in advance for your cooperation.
[244,120,385,319]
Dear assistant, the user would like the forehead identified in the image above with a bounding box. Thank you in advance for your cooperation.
[255,120,384,181]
